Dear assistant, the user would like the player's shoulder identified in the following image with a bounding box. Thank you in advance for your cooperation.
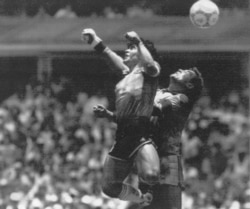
[168,93,189,110]
[156,89,175,98]
[176,93,189,103]
[164,92,189,107]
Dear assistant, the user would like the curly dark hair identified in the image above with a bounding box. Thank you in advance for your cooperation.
[140,38,160,63]
[185,67,204,104]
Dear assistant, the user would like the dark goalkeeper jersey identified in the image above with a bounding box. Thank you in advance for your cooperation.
[153,88,192,156]
[115,68,158,121]
[152,88,193,186]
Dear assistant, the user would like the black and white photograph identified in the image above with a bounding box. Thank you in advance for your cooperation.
[0,1,249,209]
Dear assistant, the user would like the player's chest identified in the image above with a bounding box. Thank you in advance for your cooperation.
[116,71,144,94]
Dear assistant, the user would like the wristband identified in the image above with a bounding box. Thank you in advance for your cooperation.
[90,36,102,48]
[94,41,107,53]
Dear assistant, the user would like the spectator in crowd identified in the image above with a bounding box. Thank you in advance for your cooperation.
[81,28,161,206]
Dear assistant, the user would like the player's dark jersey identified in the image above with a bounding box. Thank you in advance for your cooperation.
[115,68,158,121]
[153,88,191,156]
[151,88,192,186]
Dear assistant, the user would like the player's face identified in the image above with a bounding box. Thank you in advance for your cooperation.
[170,69,196,85]
[123,44,139,65]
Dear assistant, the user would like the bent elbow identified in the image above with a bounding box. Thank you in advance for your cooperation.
[145,62,161,77]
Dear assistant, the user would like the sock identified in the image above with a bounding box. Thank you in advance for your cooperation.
[118,183,143,203]
[94,41,107,53]
[139,178,155,194]
[139,182,151,194]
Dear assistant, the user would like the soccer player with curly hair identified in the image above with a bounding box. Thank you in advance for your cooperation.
[81,28,161,206]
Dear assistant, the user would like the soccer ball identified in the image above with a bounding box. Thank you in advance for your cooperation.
[189,0,219,29]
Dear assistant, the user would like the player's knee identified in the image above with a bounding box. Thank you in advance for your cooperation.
[141,169,160,185]
[102,182,122,198]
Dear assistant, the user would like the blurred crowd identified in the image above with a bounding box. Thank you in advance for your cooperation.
[0,0,249,18]
[182,87,249,209]
[0,77,249,209]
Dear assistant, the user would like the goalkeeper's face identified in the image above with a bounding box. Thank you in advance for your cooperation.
[123,43,139,66]
[171,69,195,82]
[170,69,197,90]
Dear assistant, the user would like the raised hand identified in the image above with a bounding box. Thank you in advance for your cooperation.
[125,31,141,45]
[81,28,102,46]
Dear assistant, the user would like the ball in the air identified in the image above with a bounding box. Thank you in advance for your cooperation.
[189,0,220,29]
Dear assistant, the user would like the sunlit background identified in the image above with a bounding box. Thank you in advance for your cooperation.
[0,0,249,209]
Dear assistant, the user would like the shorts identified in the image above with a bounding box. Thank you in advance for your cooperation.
[109,116,153,160]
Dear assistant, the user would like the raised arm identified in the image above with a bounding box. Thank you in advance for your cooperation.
[125,31,160,77]
[81,28,128,75]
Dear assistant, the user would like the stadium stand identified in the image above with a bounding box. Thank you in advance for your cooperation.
[0,13,249,209]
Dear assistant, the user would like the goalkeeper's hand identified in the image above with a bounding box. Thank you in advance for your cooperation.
[81,28,102,47]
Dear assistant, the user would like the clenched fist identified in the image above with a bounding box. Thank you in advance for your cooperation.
[125,31,141,45]
[81,28,102,47]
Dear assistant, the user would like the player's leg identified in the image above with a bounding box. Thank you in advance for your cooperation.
[102,154,132,197]
[134,143,160,193]
[143,184,182,209]
[102,155,147,203]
